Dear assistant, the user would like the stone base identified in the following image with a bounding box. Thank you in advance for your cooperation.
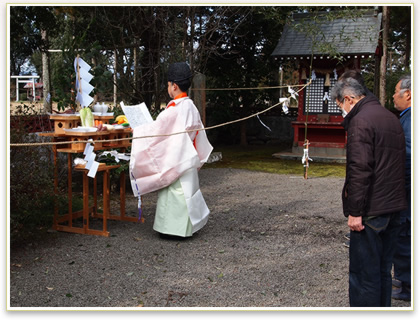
[207,152,223,163]
[292,145,346,157]
[273,149,346,164]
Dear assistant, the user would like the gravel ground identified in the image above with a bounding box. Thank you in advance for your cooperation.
[9,168,411,310]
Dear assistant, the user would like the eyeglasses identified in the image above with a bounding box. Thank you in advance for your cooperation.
[337,97,355,109]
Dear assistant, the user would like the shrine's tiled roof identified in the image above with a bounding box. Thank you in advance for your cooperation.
[271,10,382,57]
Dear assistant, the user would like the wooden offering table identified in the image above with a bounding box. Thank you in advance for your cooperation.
[67,163,138,237]
[39,114,138,237]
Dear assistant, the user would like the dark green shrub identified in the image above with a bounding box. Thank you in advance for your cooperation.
[9,108,82,244]
[10,126,55,241]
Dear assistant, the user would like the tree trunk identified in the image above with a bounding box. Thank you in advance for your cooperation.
[113,49,118,107]
[189,7,195,70]
[193,73,206,126]
[240,121,248,146]
[405,31,411,69]
[133,43,138,96]
[379,6,390,106]
[91,56,98,103]
[41,29,52,113]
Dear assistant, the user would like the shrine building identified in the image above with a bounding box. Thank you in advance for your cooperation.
[271,9,383,158]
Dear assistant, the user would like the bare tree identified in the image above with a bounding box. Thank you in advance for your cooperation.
[379,6,390,106]
[41,29,52,112]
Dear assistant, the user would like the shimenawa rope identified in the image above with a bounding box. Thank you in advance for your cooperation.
[10,82,310,148]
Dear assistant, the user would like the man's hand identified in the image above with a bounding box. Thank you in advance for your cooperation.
[348,215,365,232]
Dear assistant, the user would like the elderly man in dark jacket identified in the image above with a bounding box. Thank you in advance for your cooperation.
[331,76,407,307]
[392,74,412,301]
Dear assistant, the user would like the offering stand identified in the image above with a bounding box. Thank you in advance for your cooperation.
[39,114,137,237]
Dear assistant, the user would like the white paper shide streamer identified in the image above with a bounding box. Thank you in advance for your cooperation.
[74,56,94,108]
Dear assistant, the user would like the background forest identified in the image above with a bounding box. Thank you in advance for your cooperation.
[10,5,411,114]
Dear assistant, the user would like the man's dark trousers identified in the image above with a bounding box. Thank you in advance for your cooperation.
[393,202,411,286]
[349,213,400,307]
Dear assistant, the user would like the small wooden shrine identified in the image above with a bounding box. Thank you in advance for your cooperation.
[23,81,43,100]
[271,9,382,157]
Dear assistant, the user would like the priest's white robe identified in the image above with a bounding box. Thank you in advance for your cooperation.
[129,97,213,236]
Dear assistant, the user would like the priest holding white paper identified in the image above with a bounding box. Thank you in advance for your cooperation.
[129,62,213,239]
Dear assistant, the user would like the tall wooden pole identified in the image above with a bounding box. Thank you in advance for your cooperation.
[133,42,138,96]
[113,49,118,107]
[379,6,390,106]
[41,29,52,113]
[193,73,206,126]
[303,139,310,180]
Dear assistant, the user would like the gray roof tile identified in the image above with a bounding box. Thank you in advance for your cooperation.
[271,11,382,57]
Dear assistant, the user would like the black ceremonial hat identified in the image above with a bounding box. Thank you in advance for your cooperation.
[167,62,192,82]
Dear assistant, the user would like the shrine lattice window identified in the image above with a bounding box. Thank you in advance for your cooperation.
[304,77,341,115]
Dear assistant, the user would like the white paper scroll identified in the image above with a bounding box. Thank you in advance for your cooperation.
[120,102,153,129]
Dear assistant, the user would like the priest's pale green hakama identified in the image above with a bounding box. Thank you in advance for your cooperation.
[154,168,209,237]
